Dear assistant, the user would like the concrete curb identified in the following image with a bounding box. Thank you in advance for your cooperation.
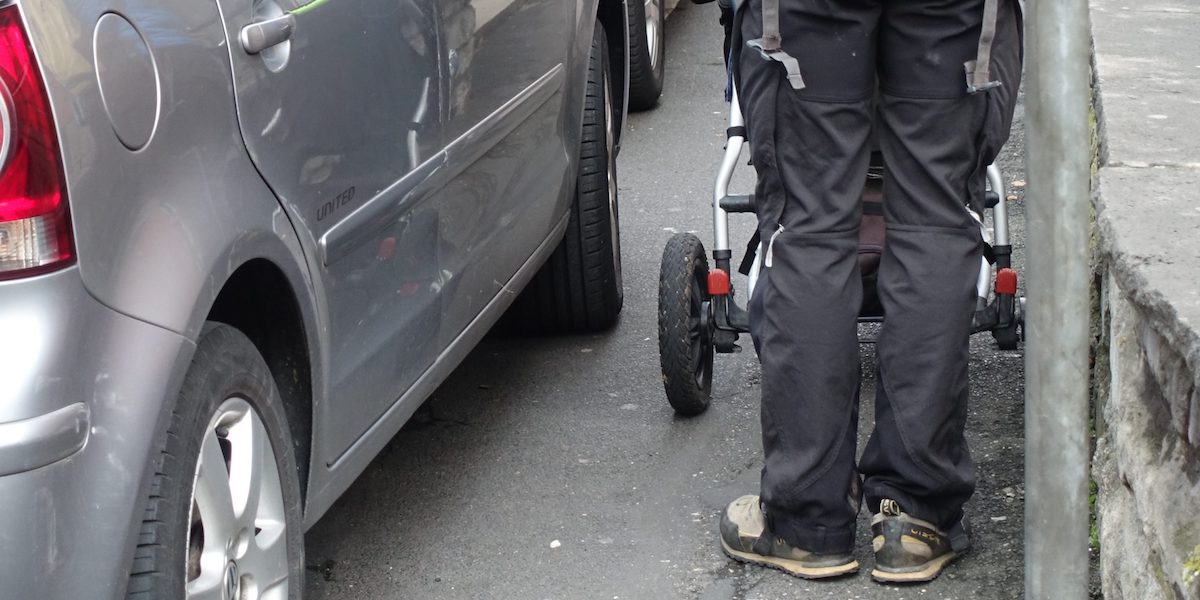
[1094,167,1200,396]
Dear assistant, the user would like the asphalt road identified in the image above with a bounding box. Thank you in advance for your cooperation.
[304,3,1029,598]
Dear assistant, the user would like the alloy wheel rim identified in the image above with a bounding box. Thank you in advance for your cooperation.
[603,69,623,293]
[644,0,663,73]
[186,397,289,600]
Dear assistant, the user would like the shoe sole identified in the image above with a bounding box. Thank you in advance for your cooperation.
[721,539,860,580]
[870,551,959,583]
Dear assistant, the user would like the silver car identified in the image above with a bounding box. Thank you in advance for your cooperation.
[0,0,628,596]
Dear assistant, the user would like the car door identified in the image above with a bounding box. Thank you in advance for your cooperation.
[432,0,572,342]
[214,0,448,460]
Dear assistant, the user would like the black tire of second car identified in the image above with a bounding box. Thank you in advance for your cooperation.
[627,0,666,110]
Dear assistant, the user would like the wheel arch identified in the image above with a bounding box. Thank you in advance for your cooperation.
[205,258,316,506]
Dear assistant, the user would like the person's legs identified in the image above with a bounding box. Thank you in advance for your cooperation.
[860,0,1022,581]
[729,0,878,563]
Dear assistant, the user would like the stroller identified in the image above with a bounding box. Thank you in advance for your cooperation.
[656,2,1026,416]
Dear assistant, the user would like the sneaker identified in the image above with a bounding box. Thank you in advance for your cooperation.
[870,498,969,583]
[719,495,859,579]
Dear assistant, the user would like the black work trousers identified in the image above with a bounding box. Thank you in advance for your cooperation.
[738,0,1022,553]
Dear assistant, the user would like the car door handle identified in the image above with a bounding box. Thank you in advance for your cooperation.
[240,14,295,54]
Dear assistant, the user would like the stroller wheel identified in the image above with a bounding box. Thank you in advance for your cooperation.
[992,296,1024,351]
[658,233,715,416]
[993,324,1020,351]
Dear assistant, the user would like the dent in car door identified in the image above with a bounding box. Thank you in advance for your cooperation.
[214,0,449,460]
[433,0,572,342]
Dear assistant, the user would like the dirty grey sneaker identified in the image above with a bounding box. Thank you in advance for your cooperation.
[719,495,859,579]
[870,499,969,583]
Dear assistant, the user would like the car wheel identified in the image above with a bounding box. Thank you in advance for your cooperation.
[127,323,304,600]
[627,0,666,111]
[513,21,624,333]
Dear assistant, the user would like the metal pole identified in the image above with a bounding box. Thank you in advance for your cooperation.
[1024,0,1092,597]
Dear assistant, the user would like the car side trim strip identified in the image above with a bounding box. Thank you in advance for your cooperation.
[0,402,89,477]
[318,63,566,266]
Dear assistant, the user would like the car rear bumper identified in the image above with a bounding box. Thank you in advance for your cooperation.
[0,268,194,600]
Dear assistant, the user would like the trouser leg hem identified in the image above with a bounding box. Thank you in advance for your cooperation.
[764,511,856,555]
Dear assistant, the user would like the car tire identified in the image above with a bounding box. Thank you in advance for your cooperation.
[127,323,304,600]
[513,21,624,333]
[627,0,666,111]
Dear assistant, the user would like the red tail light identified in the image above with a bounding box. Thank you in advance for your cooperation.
[0,5,72,280]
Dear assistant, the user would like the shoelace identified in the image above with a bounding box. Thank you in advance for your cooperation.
[880,499,901,517]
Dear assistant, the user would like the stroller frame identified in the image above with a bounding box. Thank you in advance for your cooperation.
[657,83,1025,416]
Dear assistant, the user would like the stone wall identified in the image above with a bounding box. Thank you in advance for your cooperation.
[1092,263,1200,599]
[1090,1,1200,596]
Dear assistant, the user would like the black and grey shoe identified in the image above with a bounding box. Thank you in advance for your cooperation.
[870,498,970,583]
[719,495,859,579]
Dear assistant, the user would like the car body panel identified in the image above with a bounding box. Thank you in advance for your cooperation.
[213,0,457,462]
[213,0,580,467]
[433,0,574,349]
[302,0,620,521]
